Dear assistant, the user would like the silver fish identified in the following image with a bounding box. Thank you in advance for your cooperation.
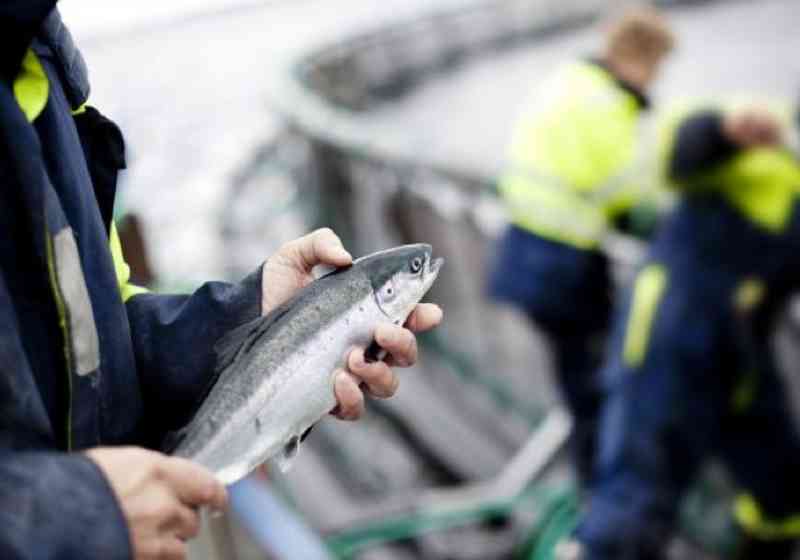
[167,244,443,485]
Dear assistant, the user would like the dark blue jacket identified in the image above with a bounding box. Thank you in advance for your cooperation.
[0,4,262,558]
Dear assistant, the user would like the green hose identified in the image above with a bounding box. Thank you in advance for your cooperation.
[525,491,580,560]
[326,484,573,559]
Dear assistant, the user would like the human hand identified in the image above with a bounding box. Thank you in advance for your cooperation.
[260,228,353,315]
[261,228,444,421]
[723,109,782,149]
[86,447,227,560]
[334,302,443,420]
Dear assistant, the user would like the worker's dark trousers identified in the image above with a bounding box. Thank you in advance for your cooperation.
[487,225,611,483]
[575,198,800,559]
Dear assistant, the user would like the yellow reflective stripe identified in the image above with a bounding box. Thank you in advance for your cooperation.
[14,50,49,122]
[623,265,667,368]
[730,370,758,413]
[110,223,149,302]
[45,229,74,452]
[735,494,800,540]
[734,277,766,313]
[71,103,88,115]
[505,163,629,207]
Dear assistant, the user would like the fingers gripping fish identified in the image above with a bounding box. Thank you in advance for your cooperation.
[164,244,443,485]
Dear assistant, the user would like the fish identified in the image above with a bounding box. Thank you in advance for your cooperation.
[165,244,443,485]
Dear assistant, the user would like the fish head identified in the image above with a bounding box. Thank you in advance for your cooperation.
[357,244,444,324]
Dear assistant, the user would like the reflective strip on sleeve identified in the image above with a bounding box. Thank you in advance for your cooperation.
[49,228,101,377]
[45,226,104,451]
[110,223,149,302]
[735,494,800,540]
[501,158,649,248]
[71,103,87,115]
[586,158,648,210]
[45,228,75,451]
[623,264,667,368]
[499,170,608,249]
[14,50,49,122]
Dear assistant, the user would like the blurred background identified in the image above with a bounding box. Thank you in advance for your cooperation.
[60,0,800,558]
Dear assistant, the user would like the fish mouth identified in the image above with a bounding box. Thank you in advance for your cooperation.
[424,253,444,283]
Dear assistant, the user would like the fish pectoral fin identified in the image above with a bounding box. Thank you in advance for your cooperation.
[273,434,302,473]
[214,317,263,372]
[214,305,293,374]
[214,316,265,373]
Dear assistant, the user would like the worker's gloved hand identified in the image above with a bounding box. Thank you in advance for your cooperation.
[261,228,443,421]
[86,447,227,560]
[723,109,782,148]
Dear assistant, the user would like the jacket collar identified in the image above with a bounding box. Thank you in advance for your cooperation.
[587,57,651,110]
[32,8,89,111]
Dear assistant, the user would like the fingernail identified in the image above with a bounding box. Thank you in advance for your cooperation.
[211,509,224,519]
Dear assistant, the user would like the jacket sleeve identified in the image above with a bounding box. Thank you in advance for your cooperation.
[125,268,263,437]
[0,266,131,559]
[668,110,739,182]
[0,1,56,82]
[0,452,131,560]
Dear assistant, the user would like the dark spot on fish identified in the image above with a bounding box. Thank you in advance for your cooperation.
[394,319,401,325]
[359,306,364,312]
[255,417,262,433]
[283,435,300,461]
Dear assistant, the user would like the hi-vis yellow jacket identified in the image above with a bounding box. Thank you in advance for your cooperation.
[657,98,800,235]
[499,60,649,250]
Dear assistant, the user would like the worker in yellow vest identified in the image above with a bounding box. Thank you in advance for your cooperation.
[566,101,800,559]
[487,7,674,483]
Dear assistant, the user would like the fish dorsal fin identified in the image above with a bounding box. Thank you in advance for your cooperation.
[273,434,302,473]
[213,263,356,374]
[213,304,293,374]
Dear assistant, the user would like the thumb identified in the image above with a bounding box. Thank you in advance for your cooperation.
[289,228,352,271]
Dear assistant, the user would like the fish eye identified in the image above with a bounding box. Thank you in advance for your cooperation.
[410,256,423,273]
